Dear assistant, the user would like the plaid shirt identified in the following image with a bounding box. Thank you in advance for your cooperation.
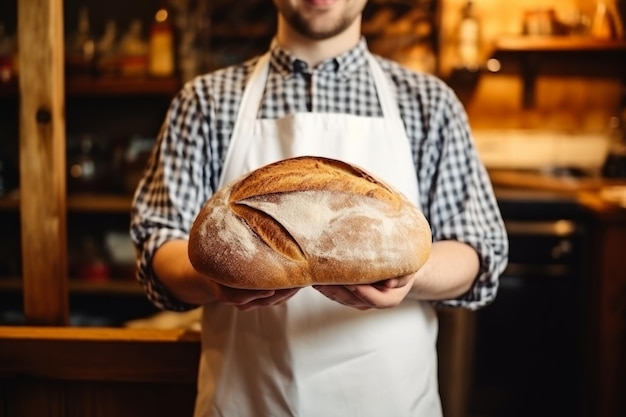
[130,38,508,311]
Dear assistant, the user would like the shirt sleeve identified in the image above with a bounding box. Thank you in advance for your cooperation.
[418,81,509,310]
[129,84,213,311]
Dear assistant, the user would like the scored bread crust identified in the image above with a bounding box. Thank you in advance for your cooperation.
[188,156,432,289]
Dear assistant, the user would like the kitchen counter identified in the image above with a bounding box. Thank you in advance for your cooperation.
[491,169,626,417]
[489,168,626,214]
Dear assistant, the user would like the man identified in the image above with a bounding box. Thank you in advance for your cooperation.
[130,0,508,415]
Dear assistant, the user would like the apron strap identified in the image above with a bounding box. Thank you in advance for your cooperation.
[220,50,402,189]
[219,52,271,188]
[230,52,271,136]
[366,54,401,119]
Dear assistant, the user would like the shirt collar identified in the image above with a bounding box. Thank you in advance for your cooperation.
[269,37,370,79]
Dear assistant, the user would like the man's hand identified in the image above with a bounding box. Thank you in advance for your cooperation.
[212,282,300,312]
[313,274,415,310]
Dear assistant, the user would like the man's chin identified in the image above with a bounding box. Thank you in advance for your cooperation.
[291,17,352,40]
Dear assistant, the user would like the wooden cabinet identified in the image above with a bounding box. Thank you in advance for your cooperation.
[0,76,175,326]
[0,0,186,325]
[578,191,626,417]
[490,36,626,108]
[0,3,200,416]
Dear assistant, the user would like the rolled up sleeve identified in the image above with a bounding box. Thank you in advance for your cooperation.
[130,85,214,311]
[419,85,508,310]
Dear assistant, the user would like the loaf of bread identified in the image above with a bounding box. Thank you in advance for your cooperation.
[188,156,431,289]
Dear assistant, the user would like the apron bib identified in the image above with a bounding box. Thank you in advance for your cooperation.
[195,52,441,417]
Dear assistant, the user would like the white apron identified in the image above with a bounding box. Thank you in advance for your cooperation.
[194,51,441,417]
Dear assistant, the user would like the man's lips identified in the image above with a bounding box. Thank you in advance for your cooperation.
[305,0,337,7]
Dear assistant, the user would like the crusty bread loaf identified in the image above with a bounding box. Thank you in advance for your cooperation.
[188,156,431,289]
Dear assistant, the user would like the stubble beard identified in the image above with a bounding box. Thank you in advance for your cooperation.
[283,9,360,40]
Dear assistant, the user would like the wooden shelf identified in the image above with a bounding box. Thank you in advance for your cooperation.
[67,194,132,213]
[66,76,180,97]
[0,193,132,213]
[0,278,144,295]
[0,76,180,98]
[489,36,626,108]
[494,36,626,53]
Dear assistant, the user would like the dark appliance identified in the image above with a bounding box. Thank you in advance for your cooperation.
[470,189,589,417]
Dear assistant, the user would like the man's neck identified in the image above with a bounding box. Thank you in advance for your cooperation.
[274,17,362,67]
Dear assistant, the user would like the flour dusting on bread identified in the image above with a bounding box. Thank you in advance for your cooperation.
[188,156,432,289]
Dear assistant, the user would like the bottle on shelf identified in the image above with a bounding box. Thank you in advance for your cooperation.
[118,19,149,77]
[96,19,120,77]
[602,91,626,178]
[65,7,96,77]
[0,22,16,83]
[455,0,482,71]
[591,0,624,40]
[149,5,175,77]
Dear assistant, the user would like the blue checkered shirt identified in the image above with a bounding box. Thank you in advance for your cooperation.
[130,38,508,311]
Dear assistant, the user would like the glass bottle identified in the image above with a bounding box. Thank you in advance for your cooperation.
[455,0,481,71]
[65,7,96,77]
[602,92,626,178]
[96,19,120,77]
[149,5,175,77]
[591,0,624,39]
[119,19,149,77]
[0,23,16,83]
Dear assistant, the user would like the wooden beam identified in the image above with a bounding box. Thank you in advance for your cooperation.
[18,0,68,325]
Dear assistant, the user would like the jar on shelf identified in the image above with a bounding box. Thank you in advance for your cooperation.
[72,236,110,282]
[67,135,110,193]
[522,8,557,36]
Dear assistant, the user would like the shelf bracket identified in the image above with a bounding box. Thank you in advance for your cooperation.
[520,54,539,109]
